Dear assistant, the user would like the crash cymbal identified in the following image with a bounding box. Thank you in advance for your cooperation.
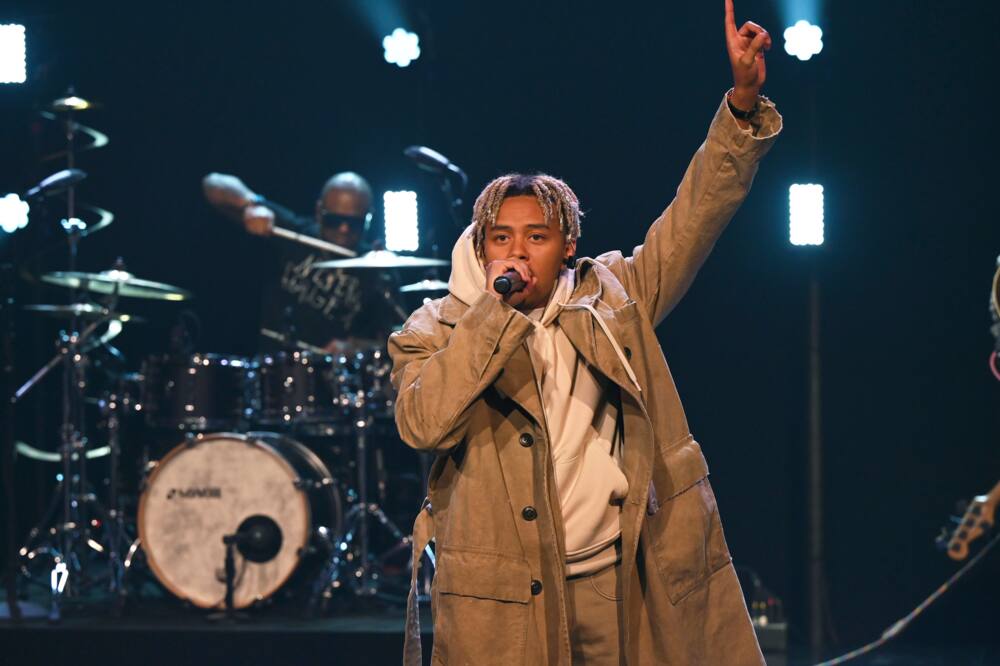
[40,270,191,301]
[24,304,144,323]
[48,95,100,112]
[399,279,449,293]
[314,250,449,270]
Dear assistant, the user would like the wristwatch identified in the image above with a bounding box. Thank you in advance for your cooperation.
[727,92,760,121]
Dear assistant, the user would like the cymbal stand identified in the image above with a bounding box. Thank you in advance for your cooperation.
[308,390,409,609]
[13,305,123,619]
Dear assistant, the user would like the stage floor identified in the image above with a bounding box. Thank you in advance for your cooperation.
[1,595,997,665]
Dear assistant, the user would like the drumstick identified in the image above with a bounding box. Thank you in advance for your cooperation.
[260,328,327,354]
[271,226,357,258]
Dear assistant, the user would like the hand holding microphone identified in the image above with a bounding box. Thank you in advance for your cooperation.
[485,259,535,307]
[493,270,525,295]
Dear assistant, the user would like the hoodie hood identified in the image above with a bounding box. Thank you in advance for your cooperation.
[447,223,574,323]
[447,224,488,307]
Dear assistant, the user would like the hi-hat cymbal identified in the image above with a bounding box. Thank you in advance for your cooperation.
[314,250,449,271]
[48,95,100,112]
[399,279,449,293]
[40,270,191,301]
[23,304,144,323]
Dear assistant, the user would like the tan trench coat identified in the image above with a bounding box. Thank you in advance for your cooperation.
[389,95,782,665]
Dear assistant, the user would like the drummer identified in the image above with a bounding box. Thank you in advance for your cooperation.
[202,171,397,353]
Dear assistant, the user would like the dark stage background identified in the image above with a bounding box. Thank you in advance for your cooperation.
[2,0,999,653]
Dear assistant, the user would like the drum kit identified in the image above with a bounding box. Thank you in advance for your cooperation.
[4,92,453,622]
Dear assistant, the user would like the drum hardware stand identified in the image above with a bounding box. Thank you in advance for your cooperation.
[94,381,131,611]
[12,305,125,619]
[308,392,409,609]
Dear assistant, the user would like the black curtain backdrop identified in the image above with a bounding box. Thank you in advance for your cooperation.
[1,0,998,649]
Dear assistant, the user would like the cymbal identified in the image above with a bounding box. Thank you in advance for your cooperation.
[399,279,449,293]
[314,250,449,271]
[24,304,144,323]
[40,270,191,301]
[48,95,100,112]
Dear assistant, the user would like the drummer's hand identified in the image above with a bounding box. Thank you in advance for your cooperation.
[243,205,275,236]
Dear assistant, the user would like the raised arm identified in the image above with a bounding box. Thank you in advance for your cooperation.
[202,172,307,236]
[600,0,781,325]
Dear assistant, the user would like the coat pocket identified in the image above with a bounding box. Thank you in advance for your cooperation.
[432,547,531,664]
[646,435,732,605]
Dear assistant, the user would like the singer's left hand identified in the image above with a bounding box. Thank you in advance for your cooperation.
[725,0,771,110]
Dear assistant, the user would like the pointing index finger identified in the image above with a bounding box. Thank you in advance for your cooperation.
[725,0,737,38]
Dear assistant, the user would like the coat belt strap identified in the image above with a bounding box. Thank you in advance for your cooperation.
[404,500,434,666]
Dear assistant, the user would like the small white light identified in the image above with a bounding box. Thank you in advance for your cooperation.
[0,193,29,233]
[50,561,68,594]
[383,190,419,252]
[382,28,420,68]
[789,184,824,246]
[784,20,823,61]
[0,24,26,84]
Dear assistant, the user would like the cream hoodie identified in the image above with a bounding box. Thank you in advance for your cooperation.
[448,225,631,576]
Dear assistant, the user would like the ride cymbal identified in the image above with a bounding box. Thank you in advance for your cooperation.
[40,270,191,301]
[314,250,449,271]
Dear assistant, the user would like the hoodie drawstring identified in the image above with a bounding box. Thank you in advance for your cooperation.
[559,302,642,394]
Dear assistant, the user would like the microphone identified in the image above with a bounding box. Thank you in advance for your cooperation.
[493,270,526,295]
[403,145,465,178]
[25,168,88,199]
[232,514,283,563]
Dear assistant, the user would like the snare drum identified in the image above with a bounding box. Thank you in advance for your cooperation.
[140,353,253,431]
[137,431,342,609]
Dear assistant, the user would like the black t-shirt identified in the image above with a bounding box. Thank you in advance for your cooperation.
[258,218,391,351]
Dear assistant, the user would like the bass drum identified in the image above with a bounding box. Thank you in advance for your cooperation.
[137,432,341,609]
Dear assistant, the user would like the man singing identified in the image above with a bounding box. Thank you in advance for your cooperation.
[390,2,782,663]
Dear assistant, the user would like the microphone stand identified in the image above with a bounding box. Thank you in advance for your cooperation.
[206,534,248,623]
[439,169,467,230]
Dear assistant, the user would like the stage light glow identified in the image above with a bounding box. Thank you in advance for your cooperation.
[783,20,823,61]
[0,193,29,233]
[383,190,419,252]
[0,24,26,83]
[789,184,824,246]
[382,28,420,67]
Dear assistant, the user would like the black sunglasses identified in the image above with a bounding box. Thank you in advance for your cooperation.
[320,211,368,229]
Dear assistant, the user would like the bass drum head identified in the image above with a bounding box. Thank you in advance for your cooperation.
[138,432,330,609]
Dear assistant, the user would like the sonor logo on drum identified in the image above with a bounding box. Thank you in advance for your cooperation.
[165,487,222,499]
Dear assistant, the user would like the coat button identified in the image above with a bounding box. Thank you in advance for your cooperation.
[530,579,543,595]
[521,506,538,521]
[519,433,534,447]
[623,346,632,360]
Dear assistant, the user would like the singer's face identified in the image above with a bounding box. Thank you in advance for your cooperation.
[484,195,576,311]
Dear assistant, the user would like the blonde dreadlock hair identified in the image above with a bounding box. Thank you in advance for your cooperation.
[470,173,583,262]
